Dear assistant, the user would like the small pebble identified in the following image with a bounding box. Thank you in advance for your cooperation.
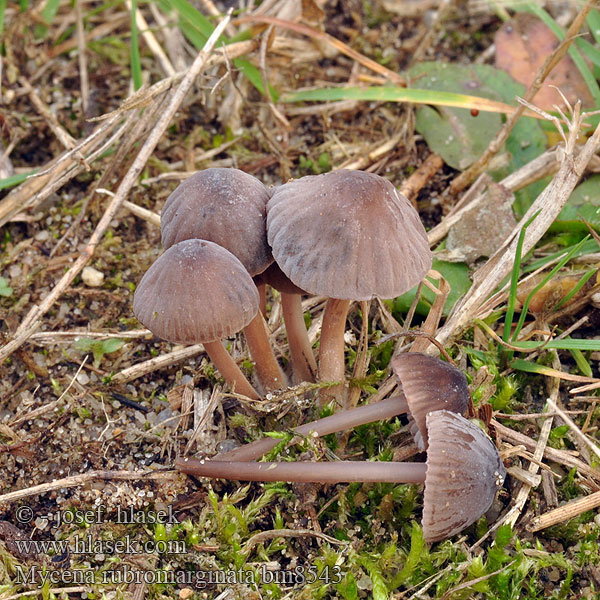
[76,372,90,385]
[82,266,104,287]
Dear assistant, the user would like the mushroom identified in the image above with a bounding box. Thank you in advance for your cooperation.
[214,353,469,462]
[254,262,317,383]
[267,170,432,408]
[176,410,506,542]
[133,239,260,399]
[160,168,287,393]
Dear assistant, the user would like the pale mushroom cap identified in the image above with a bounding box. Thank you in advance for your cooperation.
[161,168,273,276]
[391,353,470,450]
[422,410,506,542]
[267,169,432,300]
[133,239,259,344]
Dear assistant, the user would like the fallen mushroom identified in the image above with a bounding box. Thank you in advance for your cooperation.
[133,239,260,399]
[214,353,469,462]
[160,168,287,393]
[176,410,506,542]
[267,169,432,408]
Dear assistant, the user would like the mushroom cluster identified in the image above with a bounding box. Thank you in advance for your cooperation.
[177,353,507,543]
[132,168,506,542]
[133,167,433,403]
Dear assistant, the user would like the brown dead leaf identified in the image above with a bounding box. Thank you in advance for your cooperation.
[516,271,599,314]
[495,13,594,110]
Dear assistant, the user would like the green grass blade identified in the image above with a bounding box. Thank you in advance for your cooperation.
[575,37,600,68]
[511,236,590,341]
[283,86,525,116]
[0,171,38,190]
[517,3,600,106]
[503,212,539,345]
[234,58,279,101]
[511,339,600,351]
[164,0,217,42]
[130,0,143,90]
[587,9,600,45]
[554,268,597,309]
[525,238,599,272]
[0,0,7,35]
[569,348,593,377]
[35,0,60,37]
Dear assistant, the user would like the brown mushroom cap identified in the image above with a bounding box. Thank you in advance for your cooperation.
[133,239,259,344]
[422,410,506,542]
[267,169,432,300]
[254,261,307,295]
[391,353,470,450]
[161,168,273,276]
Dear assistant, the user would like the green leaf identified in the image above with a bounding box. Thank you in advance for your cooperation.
[73,337,125,368]
[408,62,546,172]
[393,522,425,586]
[336,572,359,600]
[392,259,472,317]
[551,175,600,232]
[0,277,13,297]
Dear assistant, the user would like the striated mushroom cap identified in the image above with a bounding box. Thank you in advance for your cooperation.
[133,239,259,344]
[422,410,506,542]
[161,168,273,276]
[391,353,470,450]
[267,169,432,300]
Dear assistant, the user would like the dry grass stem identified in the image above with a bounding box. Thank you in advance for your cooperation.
[546,397,600,461]
[493,420,600,482]
[111,344,205,384]
[122,199,161,226]
[0,470,178,505]
[528,490,600,532]
[0,12,233,365]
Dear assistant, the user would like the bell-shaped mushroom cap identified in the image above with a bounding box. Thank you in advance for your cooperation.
[391,353,469,450]
[267,169,432,300]
[161,168,273,276]
[133,239,259,344]
[422,410,506,542]
[254,262,307,295]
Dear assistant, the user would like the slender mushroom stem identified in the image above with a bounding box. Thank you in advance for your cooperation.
[176,458,426,484]
[318,298,351,408]
[215,394,409,462]
[203,340,260,400]
[256,281,267,319]
[281,292,317,383]
[243,313,288,393]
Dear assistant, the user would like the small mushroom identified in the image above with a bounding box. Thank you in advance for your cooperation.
[160,168,286,393]
[391,353,469,450]
[267,170,432,407]
[176,410,506,542]
[214,353,469,461]
[255,262,317,383]
[133,239,260,399]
